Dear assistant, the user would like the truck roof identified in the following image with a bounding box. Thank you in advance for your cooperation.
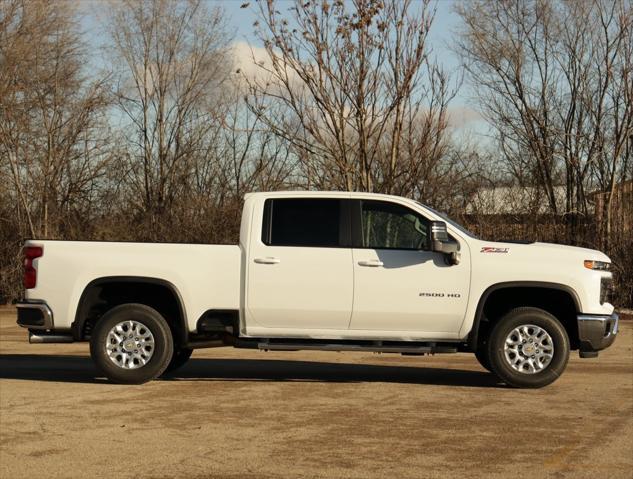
[244,190,419,204]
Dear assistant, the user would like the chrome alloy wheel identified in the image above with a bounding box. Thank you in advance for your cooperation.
[105,320,155,369]
[503,324,554,374]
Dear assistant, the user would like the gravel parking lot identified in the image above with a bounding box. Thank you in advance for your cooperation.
[1,306,631,479]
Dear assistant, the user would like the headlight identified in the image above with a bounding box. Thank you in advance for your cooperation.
[584,260,610,271]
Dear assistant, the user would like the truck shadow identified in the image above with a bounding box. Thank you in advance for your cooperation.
[0,354,502,388]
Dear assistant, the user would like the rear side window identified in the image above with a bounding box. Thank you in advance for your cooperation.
[263,199,341,247]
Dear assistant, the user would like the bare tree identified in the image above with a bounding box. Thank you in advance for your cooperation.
[0,0,110,239]
[455,0,633,242]
[211,102,294,204]
[0,0,111,300]
[244,0,457,196]
[177,82,297,244]
[107,0,233,239]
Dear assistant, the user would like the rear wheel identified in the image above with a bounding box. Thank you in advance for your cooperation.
[487,307,569,388]
[90,304,174,384]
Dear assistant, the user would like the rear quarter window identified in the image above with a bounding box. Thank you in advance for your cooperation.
[262,198,341,247]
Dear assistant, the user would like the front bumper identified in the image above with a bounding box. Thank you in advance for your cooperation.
[16,302,54,330]
[577,312,619,355]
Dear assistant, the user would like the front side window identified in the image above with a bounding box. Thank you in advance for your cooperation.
[361,200,429,250]
[264,198,341,247]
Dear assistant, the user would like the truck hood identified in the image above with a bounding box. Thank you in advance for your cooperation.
[532,242,610,261]
[475,240,611,263]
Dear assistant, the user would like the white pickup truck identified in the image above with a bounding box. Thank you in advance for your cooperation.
[17,191,618,387]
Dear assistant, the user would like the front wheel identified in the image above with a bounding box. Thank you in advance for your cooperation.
[487,307,570,388]
[90,304,174,384]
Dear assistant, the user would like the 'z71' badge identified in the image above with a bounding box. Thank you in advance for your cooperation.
[480,247,509,253]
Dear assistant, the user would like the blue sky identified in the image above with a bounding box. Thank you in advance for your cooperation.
[80,0,484,133]
[221,0,484,132]
[223,0,462,70]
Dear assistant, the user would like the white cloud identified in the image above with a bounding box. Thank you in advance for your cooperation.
[231,41,273,81]
[231,41,485,133]
[447,106,483,128]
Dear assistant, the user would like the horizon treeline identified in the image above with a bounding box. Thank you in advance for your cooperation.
[1,0,631,306]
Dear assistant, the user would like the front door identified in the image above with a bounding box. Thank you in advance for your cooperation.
[349,200,470,335]
[246,197,353,331]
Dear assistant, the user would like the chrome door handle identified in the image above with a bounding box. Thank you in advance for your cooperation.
[358,260,384,267]
[254,257,281,264]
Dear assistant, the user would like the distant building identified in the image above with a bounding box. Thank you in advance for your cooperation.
[463,181,631,235]
[464,185,567,215]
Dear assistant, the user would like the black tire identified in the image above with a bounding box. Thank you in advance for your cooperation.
[487,307,570,388]
[163,347,193,374]
[90,303,174,384]
[474,346,492,372]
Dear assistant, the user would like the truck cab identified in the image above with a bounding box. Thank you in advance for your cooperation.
[242,192,470,338]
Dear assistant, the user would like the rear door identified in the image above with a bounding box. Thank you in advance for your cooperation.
[245,197,354,331]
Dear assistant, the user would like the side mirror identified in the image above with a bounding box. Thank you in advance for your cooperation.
[430,221,460,265]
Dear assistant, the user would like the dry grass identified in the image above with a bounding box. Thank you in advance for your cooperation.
[1,308,632,479]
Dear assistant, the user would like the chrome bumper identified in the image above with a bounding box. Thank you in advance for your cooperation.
[577,313,619,354]
[16,302,54,330]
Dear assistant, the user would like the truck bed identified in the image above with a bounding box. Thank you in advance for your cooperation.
[24,240,241,333]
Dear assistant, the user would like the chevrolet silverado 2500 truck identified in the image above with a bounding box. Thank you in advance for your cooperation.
[17,191,618,387]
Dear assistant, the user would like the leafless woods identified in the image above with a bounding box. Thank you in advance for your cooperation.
[1,0,632,305]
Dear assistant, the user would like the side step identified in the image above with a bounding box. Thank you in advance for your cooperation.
[29,332,74,343]
[256,341,458,354]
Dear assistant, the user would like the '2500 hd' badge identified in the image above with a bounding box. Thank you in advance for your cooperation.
[481,247,509,253]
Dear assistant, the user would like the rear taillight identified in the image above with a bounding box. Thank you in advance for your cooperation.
[23,246,43,289]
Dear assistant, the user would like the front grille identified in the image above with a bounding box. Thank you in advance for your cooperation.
[600,277,613,304]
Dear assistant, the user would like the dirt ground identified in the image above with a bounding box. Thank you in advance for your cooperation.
[0,307,631,479]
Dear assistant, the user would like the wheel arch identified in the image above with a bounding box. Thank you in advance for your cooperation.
[468,281,581,352]
[72,276,188,346]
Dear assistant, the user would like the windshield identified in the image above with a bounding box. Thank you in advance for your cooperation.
[415,202,479,239]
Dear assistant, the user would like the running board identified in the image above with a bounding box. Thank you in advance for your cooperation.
[29,332,74,343]
[256,341,458,354]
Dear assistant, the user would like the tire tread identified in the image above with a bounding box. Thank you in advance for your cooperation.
[487,307,570,388]
[89,303,174,384]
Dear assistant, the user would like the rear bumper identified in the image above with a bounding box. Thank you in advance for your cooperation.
[577,313,619,354]
[16,302,54,330]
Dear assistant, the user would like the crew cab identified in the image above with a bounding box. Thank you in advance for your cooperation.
[17,191,619,387]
